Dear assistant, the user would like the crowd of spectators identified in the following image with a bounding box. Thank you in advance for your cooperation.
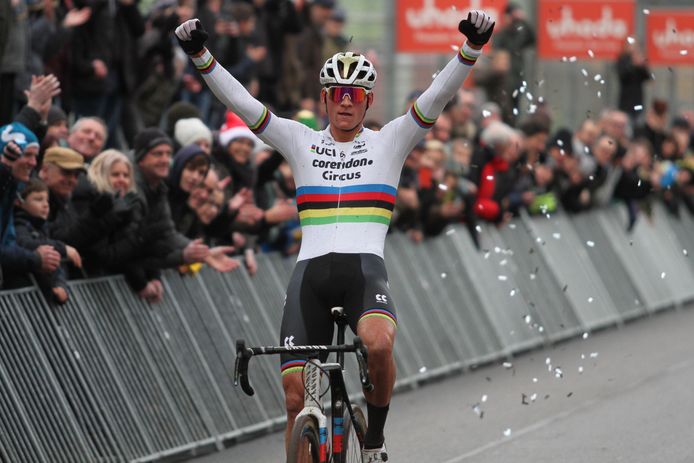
[1,0,693,305]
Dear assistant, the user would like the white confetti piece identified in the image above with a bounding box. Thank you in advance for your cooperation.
[530,393,537,401]
[503,362,513,369]
[510,289,516,296]
[683,249,688,256]
[481,394,488,402]
[486,175,494,180]
[532,377,538,383]
[597,91,602,98]
[553,232,561,239]
[446,228,455,235]
[554,367,563,378]
[450,44,459,52]
[569,56,577,62]
[530,273,537,280]
[499,259,508,266]
[538,326,545,333]
[476,225,482,233]
[513,107,519,116]
[594,74,602,81]
[498,275,508,281]
[503,428,512,437]
[419,366,427,373]
[545,357,551,365]
[524,314,532,324]
[438,183,448,190]
[482,109,491,118]
[642,8,650,15]
[581,68,588,77]
[586,240,595,247]
[681,50,689,56]
[441,273,447,279]
[627,36,636,44]
[578,366,584,373]
[582,332,589,340]
[634,104,643,111]
[588,49,594,58]
[526,92,534,101]
[590,352,599,358]
[661,272,666,279]
[473,403,483,417]
[74,351,81,360]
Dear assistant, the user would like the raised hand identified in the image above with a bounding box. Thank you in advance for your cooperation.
[175,19,209,55]
[458,10,495,47]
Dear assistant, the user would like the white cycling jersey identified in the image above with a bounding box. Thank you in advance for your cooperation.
[191,43,482,261]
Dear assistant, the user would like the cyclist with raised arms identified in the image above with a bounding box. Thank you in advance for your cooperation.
[176,11,494,462]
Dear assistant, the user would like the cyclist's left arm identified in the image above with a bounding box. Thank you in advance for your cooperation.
[381,41,483,162]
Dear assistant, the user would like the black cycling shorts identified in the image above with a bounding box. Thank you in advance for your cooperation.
[279,253,397,376]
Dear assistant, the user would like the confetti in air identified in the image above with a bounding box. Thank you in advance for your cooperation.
[681,50,689,56]
[481,394,488,402]
[451,44,459,52]
[661,272,666,279]
[503,428,512,437]
[684,249,688,256]
[588,49,595,58]
[498,275,508,281]
[581,69,588,77]
[586,240,595,247]
[441,273,447,279]
[503,362,513,369]
[582,332,589,340]
[419,366,427,373]
[588,297,594,303]
[643,8,650,14]
[482,109,491,118]
[627,36,636,44]
[634,105,643,111]
[553,232,561,240]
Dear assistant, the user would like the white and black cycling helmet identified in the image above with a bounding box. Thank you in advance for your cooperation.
[319,52,377,89]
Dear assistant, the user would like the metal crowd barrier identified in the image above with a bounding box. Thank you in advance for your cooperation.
[1,203,693,462]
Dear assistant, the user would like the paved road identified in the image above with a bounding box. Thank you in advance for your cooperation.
[190,306,694,463]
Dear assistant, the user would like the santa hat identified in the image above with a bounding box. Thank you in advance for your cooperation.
[174,117,213,148]
[219,111,259,148]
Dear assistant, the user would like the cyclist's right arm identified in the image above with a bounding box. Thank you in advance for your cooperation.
[176,21,303,160]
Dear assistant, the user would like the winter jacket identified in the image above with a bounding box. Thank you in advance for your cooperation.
[13,208,68,297]
[0,164,41,284]
[70,179,146,273]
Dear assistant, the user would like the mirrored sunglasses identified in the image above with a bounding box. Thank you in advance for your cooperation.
[326,86,370,104]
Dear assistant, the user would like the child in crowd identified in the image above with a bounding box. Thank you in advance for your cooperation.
[13,179,82,304]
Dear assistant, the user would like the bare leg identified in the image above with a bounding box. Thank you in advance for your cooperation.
[357,317,396,406]
[282,372,305,453]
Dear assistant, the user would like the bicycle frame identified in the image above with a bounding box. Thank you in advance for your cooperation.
[235,311,372,463]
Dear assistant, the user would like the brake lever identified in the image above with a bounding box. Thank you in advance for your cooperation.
[353,337,374,392]
[234,339,255,396]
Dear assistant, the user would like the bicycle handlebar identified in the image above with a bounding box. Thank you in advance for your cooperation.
[234,338,374,396]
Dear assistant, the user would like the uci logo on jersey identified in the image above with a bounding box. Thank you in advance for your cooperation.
[310,144,337,157]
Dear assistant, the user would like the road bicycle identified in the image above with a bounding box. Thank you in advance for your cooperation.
[235,307,373,463]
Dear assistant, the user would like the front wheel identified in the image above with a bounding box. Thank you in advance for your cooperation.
[341,405,367,462]
[288,415,321,463]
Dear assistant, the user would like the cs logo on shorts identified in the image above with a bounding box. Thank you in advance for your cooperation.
[375,294,388,304]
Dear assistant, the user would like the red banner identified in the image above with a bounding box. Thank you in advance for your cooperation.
[396,0,507,53]
[646,10,694,66]
[538,0,635,60]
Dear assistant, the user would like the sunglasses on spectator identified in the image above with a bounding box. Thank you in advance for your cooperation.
[325,86,370,104]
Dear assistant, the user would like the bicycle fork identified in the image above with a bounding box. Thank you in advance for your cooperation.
[297,359,330,461]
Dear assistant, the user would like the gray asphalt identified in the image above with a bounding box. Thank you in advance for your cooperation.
[189,306,694,463]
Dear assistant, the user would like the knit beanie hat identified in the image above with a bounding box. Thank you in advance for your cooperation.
[133,128,173,163]
[47,106,68,127]
[219,111,259,148]
[0,122,39,161]
[174,118,213,148]
[165,101,202,136]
